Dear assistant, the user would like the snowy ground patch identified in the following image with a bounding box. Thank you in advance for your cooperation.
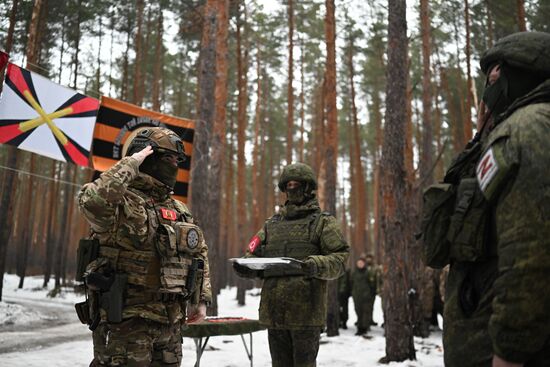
[0,274,444,366]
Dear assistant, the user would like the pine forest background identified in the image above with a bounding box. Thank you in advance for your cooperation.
[0,0,548,360]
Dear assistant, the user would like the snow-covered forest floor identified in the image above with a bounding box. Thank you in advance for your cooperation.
[0,274,443,366]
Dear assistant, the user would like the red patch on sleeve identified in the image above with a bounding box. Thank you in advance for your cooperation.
[160,208,178,221]
[248,236,261,253]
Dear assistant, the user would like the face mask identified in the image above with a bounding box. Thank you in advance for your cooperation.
[482,76,508,121]
[286,185,306,205]
[140,153,178,188]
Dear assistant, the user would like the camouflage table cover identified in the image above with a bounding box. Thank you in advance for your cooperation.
[181,317,265,338]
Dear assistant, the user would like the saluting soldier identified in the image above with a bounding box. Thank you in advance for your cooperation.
[78,127,211,366]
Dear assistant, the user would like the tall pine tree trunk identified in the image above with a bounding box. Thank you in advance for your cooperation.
[0,147,19,300]
[152,7,164,111]
[72,0,82,89]
[236,2,248,306]
[286,0,295,164]
[324,0,339,337]
[516,0,526,31]
[25,0,43,72]
[5,0,19,54]
[380,0,416,361]
[132,0,145,105]
[464,0,473,142]
[346,34,368,255]
[16,155,36,288]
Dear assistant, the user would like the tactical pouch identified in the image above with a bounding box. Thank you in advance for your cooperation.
[75,300,90,324]
[175,222,204,255]
[76,238,100,282]
[189,259,205,304]
[447,178,491,262]
[420,183,456,268]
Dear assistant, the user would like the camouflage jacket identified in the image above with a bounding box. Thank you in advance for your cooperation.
[78,157,212,324]
[444,80,550,366]
[350,266,378,303]
[246,198,349,329]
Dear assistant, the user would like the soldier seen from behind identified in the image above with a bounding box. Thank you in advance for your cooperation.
[421,31,550,367]
[77,127,211,366]
[233,162,349,367]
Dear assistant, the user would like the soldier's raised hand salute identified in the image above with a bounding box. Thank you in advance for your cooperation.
[131,145,154,165]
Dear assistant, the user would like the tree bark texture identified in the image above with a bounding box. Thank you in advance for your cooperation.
[5,0,19,55]
[419,0,433,186]
[380,0,416,361]
[152,7,164,111]
[132,0,145,105]
[25,0,43,72]
[324,0,339,337]
[516,0,526,31]
[286,0,295,164]
[463,0,473,142]
[236,2,248,306]
[72,0,82,89]
[0,147,19,301]
[204,0,229,315]
[346,34,368,255]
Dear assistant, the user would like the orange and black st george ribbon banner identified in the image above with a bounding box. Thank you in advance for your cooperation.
[92,96,195,203]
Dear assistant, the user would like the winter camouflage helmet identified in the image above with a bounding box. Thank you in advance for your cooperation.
[480,31,550,76]
[122,126,186,162]
[278,163,317,192]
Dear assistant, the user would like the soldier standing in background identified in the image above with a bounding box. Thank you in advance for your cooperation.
[233,163,349,367]
[421,32,550,367]
[337,267,351,329]
[363,253,379,328]
[78,127,211,366]
[350,254,376,335]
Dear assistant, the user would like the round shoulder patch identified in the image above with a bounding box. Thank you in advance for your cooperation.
[187,228,200,249]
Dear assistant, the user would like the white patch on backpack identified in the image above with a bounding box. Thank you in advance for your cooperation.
[476,147,499,192]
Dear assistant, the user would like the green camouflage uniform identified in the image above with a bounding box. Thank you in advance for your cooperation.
[422,32,550,367]
[337,269,351,328]
[350,264,377,333]
[78,156,212,366]
[245,197,349,367]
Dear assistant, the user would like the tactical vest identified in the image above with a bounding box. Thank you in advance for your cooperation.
[98,187,204,298]
[421,138,496,268]
[261,211,323,259]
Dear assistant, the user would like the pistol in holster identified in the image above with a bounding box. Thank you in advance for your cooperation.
[96,273,127,324]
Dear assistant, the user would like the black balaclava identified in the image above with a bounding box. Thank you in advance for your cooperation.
[139,152,178,188]
[483,63,545,122]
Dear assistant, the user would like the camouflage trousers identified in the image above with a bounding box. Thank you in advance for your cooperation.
[338,294,349,325]
[90,318,183,367]
[268,329,320,367]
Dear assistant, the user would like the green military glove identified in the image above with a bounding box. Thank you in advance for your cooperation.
[302,259,318,278]
[233,262,259,279]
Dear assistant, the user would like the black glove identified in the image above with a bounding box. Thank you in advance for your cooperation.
[302,259,318,279]
[233,262,259,279]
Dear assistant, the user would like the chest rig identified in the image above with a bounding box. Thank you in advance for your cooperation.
[261,211,323,260]
[421,137,496,269]
[98,187,205,297]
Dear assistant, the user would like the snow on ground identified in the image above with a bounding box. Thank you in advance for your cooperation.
[0,274,444,366]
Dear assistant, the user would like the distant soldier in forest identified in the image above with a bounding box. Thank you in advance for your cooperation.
[350,253,378,335]
[337,266,351,329]
[233,162,349,367]
[77,127,211,366]
[421,31,550,367]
